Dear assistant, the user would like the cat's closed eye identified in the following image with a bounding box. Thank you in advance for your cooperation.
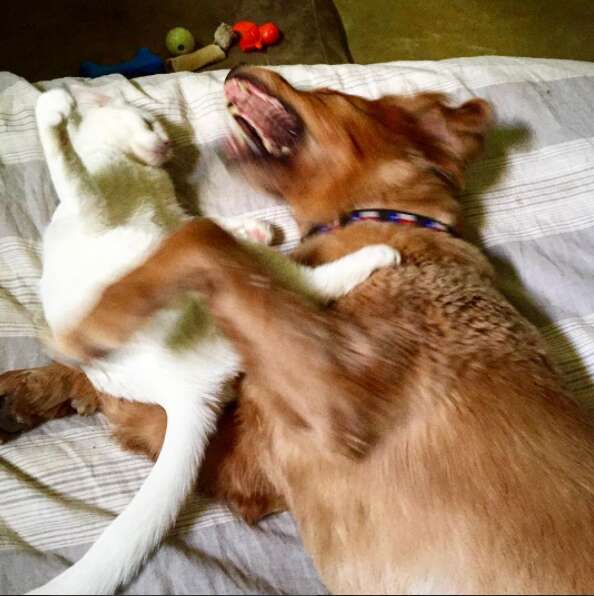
[142,118,154,130]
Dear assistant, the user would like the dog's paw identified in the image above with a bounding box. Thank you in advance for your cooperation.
[36,89,75,127]
[50,324,124,366]
[227,218,275,246]
[0,370,41,439]
[71,394,98,416]
[49,278,161,365]
[0,366,93,443]
[0,369,57,441]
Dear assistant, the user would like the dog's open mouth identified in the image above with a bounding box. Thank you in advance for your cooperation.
[223,75,303,161]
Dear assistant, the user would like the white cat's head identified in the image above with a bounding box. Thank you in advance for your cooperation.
[73,89,173,166]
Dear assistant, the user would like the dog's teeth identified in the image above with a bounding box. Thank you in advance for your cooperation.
[281,146,291,155]
[262,137,275,154]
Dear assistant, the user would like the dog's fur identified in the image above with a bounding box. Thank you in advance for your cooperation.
[3,68,594,594]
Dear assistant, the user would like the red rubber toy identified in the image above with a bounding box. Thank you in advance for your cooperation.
[232,21,282,52]
[259,23,281,46]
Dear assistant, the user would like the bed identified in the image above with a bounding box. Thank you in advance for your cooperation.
[1,57,593,594]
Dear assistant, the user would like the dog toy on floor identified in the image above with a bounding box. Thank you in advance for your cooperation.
[165,27,196,56]
[233,21,281,51]
[79,19,279,78]
[167,23,235,72]
[80,48,165,78]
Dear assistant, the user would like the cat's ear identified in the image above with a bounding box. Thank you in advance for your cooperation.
[69,86,113,108]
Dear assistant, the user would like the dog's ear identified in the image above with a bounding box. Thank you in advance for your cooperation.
[435,97,493,161]
[414,95,493,190]
[383,93,493,190]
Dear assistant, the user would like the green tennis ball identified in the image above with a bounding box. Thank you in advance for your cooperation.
[166,27,196,56]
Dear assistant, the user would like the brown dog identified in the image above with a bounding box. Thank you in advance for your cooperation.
[3,67,594,594]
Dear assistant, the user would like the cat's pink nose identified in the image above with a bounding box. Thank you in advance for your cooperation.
[162,139,172,147]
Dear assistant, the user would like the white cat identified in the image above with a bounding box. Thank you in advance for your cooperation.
[30,88,399,595]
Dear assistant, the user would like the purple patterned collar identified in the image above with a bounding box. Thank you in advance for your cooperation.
[303,209,458,240]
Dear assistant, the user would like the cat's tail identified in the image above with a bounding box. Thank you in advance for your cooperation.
[28,397,213,595]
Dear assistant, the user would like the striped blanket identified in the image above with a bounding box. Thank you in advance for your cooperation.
[1,57,593,594]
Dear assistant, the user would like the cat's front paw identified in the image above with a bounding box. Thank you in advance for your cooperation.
[36,89,75,127]
[358,244,402,270]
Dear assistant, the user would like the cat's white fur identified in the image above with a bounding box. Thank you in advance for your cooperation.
[30,88,399,595]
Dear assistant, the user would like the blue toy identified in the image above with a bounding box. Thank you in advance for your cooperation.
[80,48,165,79]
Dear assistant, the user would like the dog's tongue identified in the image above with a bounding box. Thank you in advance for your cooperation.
[224,78,301,158]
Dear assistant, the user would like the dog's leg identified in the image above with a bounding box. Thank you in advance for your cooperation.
[99,396,167,461]
[204,274,388,459]
[52,220,391,458]
[199,390,287,524]
[48,220,240,361]
[0,362,99,442]
[0,363,172,467]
